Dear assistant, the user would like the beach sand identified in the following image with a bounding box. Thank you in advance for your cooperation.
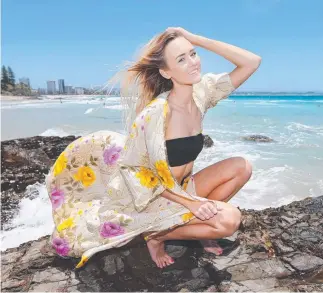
[0,95,41,101]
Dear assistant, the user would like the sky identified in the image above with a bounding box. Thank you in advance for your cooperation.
[2,0,323,92]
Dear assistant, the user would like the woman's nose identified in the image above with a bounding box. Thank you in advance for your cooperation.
[188,56,197,66]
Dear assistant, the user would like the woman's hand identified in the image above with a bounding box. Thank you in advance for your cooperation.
[187,200,222,221]
[165,27,198,45]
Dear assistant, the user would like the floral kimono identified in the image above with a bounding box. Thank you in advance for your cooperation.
[45,72,235,268]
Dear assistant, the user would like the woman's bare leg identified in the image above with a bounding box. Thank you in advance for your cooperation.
[192,157,252,254]
[146,201,241,268]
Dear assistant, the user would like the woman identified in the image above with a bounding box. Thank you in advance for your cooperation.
[46,27,261,269]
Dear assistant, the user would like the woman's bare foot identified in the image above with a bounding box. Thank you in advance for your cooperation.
[200,239,223,255]
[146,238,174,268]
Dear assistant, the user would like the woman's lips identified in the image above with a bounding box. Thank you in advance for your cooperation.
[189,69,199,75]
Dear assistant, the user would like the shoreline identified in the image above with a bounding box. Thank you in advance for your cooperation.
[0,95,42,101]
[0,94,117,103]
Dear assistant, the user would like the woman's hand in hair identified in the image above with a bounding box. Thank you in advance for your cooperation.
[165,27,198,45]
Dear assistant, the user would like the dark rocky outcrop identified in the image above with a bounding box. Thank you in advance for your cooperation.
[242,135,275,143]
[203,135,214,148]
[1,135,322,292]
[2,196,322,292]
[1,135,80,227]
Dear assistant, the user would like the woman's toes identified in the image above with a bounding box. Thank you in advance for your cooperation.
[166,255,174,265]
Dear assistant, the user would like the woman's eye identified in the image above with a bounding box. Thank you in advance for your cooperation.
[178,58,184,63]
[191,52,197,57]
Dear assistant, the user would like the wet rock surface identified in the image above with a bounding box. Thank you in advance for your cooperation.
[1,135,323,292]
[2,197,322,292]
[1,135,80,227]
[242,134,275,142]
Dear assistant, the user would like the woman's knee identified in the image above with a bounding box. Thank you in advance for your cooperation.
[215,205,242,237]
[234,156,252,180]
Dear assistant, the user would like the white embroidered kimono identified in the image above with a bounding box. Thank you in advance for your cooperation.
[45,72,235,268]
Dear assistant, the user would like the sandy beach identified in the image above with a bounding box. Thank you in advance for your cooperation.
[0,95,41,101]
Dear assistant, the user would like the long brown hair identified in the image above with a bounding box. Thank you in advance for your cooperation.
[117,30,183,133]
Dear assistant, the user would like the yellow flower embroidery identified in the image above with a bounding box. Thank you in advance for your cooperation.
[68,143,75,150]
[181,212,194,222]
[53,152,68,176]
[78,209,83,215]
[73,166,96,187]
[88,201,93,207]
[132,122,137,128]
[147,99,158,107]
[57,217,75,232]
[155,160,174,189]
[145,115,151,123]
[163,102,168,117]
[135,167,159,188]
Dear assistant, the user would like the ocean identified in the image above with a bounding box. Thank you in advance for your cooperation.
[1,95,323,251]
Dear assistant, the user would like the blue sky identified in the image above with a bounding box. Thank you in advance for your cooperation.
[2,0,323,91]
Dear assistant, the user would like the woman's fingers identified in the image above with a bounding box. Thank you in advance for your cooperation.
[201,206,214,219]
[208,202,219,215]
[196,210,206,221]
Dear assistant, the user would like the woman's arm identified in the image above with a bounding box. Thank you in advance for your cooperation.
[193,35,261,68]
[160,188,194,208]
[166,27,262,89]
[161,189,220,220]
[193,35,261,89]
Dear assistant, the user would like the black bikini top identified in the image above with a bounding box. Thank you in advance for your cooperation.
[166,133,204,167]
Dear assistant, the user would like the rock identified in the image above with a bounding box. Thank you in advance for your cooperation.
[203,135,214,148]
[102,254,124,275]
[175,278,210,292]
[282,253,323,271]
[165,240,188,258]
[191,267,209,279]
[1,135,323,292]
[226,259,292,281]
[242,134,275,142]
[1,135,79,228]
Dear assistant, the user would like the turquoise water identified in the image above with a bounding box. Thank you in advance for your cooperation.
[1,95,323,210]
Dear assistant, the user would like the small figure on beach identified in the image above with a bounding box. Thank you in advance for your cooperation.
[46,27,261,269]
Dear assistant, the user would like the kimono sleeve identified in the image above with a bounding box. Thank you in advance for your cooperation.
[202,72,235,110]
[119,164,166,212]
[119,103,167,212]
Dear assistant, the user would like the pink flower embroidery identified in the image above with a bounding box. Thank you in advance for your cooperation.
[141,125,144,131]
[103,145,123,165]
[52,237,70,256]
[100,222,125,238]
[51,188,65,209]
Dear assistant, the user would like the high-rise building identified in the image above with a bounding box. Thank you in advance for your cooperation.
[47,81,56,95]
[75,87,84,95]
[19,77,30,87]
[65,85,74,94]
[58,79,65,94]
[37,88,47,95]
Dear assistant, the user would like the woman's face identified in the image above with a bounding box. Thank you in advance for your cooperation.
[161,36,202,85]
